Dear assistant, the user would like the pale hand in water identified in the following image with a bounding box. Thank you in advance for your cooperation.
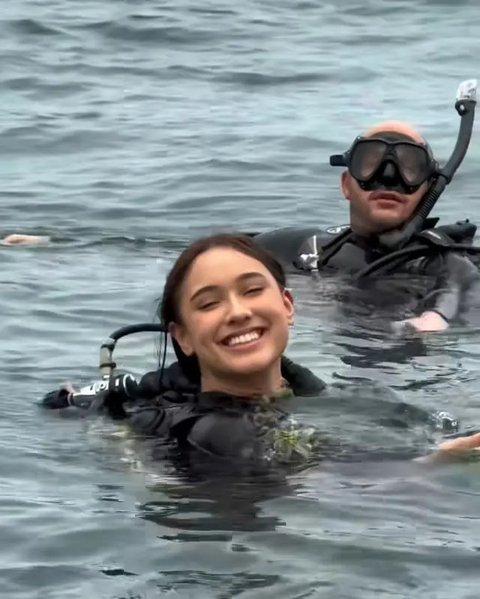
[417,432,480,464]
[1,234,49,246]
[438,432,480,453]
[394,311,449,333]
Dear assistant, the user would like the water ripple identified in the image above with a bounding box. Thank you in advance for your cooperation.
[3,0,480,597]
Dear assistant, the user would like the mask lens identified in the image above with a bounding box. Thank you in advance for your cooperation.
[394,143,430,186]
[349,140,387,181]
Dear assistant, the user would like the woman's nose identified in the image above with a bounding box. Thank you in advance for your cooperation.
[226,295,252,321]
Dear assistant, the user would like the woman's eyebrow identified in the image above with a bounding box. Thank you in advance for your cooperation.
[236,272,267,284]
[189,285,219,303]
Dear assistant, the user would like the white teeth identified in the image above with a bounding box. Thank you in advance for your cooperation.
[226,330,260,347]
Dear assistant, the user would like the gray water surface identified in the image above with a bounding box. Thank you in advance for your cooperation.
[2,1,480,597]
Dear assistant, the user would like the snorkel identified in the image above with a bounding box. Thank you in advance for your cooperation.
[330,80,477,251]
[350,80,479,279]
[378,79,477,249]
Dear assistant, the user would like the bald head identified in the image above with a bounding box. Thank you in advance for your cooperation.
[363,120,426,144]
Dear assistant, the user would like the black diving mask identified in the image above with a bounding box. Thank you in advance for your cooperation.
[330,134,438,194]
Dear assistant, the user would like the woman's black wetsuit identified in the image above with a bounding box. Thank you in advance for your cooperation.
[42,356,327,464]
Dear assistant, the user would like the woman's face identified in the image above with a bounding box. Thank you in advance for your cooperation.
[170,247,294,387]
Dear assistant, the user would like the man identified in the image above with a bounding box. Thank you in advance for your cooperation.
[255,120,479,332]
[6,122,477,331]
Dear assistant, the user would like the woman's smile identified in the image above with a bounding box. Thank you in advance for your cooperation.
[220,327,266,350]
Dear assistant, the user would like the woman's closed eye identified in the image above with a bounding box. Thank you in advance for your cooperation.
[194,283,266,310]
[197,298,220,311]
[244,285,265,296]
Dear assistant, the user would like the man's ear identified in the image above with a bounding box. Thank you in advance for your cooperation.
[341,170,351,201]
[283,289,294,325]
[169,322,194,356]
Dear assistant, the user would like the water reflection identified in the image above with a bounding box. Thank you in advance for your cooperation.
[139,469,296,533]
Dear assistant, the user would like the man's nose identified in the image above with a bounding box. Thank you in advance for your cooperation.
[379,161,398,182]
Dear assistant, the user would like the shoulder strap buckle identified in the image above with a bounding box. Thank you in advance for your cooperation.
[295,235,320,271]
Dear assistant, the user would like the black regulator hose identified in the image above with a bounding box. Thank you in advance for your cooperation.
[99,322,167,380]
[356,243,480,279]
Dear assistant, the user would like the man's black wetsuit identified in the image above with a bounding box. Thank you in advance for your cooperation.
[254,219,480,323]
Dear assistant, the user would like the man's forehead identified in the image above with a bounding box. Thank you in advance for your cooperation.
[363,121,424,144]
[366,130,418,143]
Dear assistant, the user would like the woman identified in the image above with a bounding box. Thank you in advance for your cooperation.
[42,233,480,465]
[43,233,326,464]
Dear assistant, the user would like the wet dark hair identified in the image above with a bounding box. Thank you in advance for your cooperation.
[158,233,287,383]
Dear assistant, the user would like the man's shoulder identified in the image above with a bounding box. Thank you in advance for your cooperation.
[253,225,350,270]
[427,219,477,245]
[254,224,349,243]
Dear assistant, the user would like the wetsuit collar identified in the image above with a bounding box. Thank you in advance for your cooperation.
[194,357,326,407]
[351,217,441,252]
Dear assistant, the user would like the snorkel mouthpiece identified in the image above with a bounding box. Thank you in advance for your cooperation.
[378,79,477,249]
[457,78,477,109]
